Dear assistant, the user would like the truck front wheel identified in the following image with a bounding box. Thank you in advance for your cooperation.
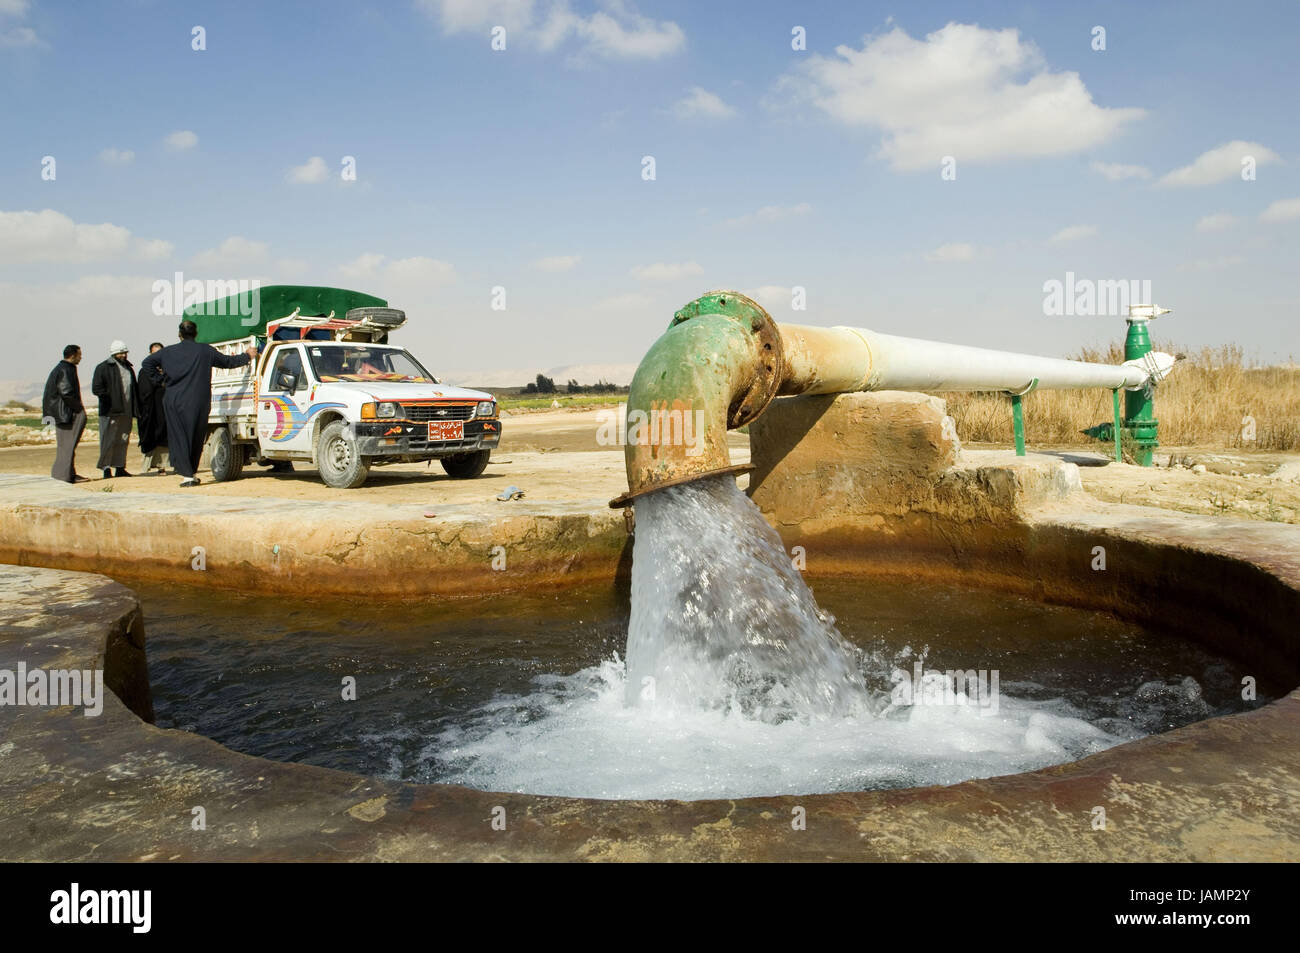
[208,426,244,482]
[441,449,491,479]
[316,420,370,489]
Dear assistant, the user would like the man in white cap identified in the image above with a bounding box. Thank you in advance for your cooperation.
[90,340,139,479]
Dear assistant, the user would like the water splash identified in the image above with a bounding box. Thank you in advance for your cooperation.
[428,477,1132,798]
[625,475,873,722]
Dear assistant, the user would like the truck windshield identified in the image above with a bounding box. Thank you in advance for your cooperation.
[306,346,436,383]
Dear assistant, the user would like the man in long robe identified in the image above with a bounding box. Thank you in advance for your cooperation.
[140,320,256,487]
[136,342,169,474]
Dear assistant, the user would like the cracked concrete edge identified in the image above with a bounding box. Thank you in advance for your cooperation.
[3,502,1300,861]
[0,474,629,597]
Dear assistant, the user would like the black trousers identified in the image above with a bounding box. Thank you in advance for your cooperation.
[163,399,207,478]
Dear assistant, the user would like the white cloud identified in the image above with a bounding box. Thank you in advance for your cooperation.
[99,147,135,165]
[722,202,810,227]
[191,236,270,271]
[288,156,329,184]
[785,22,1144,171]
[0,209,171,263]
[1259,197,1300,224]
[1157,140,1281,187]
[924,242,978,263]
[532,254,581,272]
[385,256,457,285]
[743,286,793,313]
[630,261,703,281]
[132,238,174,261]
[0,0,31,16]
[339,252,387,280]
[417,0,684,60]
[1048,224,1097,244]
[671,86,736,119]
[1090,161,1150,181]
[1194,212,1238,233]
[0,26,37,47]
[337,253,457,290]
[0,275,170,373]
[165,130,198,151]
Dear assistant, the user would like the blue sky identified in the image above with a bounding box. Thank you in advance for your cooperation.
[2,0,1298,387]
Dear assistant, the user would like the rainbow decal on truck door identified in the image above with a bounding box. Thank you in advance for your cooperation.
[261,398,346,442]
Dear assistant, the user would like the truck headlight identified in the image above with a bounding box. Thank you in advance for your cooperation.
[376,401,398,418]
[475,400,495,418]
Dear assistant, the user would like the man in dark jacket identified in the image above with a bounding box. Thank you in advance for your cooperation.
[90,340,139,479]
[140,320,256,487]
[137,341,169,474]
[42,344,88,483]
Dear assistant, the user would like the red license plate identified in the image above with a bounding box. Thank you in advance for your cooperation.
[428,420,464,441]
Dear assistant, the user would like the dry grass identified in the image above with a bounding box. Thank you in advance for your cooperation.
[942,343,1300,452]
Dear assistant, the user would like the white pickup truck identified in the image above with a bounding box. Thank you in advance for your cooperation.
[205,307,500,488]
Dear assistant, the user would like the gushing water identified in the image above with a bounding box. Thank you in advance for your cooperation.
[625,475,872,721]
[427,476,1155,799]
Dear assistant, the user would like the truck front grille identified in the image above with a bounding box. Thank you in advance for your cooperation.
[401,403,474,422]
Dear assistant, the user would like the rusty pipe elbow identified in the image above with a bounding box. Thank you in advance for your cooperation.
[609,291,784,508]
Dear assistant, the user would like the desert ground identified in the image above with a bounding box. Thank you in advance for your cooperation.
[1,406,1297,522]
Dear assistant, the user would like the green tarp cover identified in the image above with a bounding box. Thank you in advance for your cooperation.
[185,285,387,343]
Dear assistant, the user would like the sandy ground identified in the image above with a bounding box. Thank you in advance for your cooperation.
[0,410,748,507]
[2,409,1296,521]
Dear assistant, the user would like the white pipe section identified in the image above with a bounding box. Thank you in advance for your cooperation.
[778,324,1148,396]
[857,328,1147,392]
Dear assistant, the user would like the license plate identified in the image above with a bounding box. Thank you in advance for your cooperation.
[381,422,427,439]
[428,420,464,441]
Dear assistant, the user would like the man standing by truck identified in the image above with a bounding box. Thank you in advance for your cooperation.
[141,320,257,488]
[42,344,88,483]
[90,340,138,479]
[137,341,169,474]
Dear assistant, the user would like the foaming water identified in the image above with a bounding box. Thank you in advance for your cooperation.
[430,653,1127,799]
[143,479,1268,800]
[427,477,1162,798]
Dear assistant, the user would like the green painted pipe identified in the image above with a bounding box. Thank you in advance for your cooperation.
[1011,394,1026,456]
[1112,388,1123,463]
[1124,316,1158,466]
[613,290,1172,506]
[610,291,783,507]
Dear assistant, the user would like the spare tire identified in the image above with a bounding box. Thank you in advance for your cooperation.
[345,307,406,327]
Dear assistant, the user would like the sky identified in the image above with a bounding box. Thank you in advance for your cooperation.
[2,0,1298,390]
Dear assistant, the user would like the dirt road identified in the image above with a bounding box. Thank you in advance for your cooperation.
[1,409,1295,520]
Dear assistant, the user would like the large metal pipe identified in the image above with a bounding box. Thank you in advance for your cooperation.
[779,325,1147,395]
[610,290,1160,507]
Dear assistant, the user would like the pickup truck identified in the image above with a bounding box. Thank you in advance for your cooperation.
[203,301,500,488]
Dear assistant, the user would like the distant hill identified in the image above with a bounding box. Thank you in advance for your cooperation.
[0,378,94,408]
[438,363,638,389]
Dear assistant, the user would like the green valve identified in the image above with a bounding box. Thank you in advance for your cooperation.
[1123,305,1170,467]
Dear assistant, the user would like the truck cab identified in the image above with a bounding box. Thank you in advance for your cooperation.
[207,303,500,488]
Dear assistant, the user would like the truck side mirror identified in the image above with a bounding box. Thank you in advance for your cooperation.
[279,372,297,391]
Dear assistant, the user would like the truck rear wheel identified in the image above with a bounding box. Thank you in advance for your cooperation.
[441,449,491,479]
[208,426,244,482]
[316,420,369,489]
